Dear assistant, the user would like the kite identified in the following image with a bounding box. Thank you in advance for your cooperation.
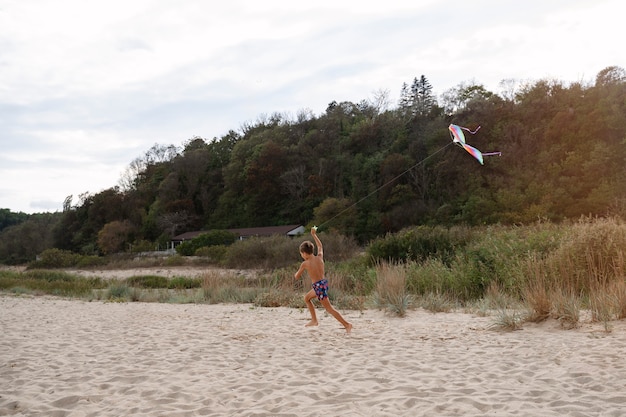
[448,124,501,165]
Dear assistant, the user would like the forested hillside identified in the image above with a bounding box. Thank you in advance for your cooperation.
[2,66,625,262]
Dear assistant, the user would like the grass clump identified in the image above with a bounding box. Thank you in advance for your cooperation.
[107,283,132,301]
[125,275,168,288]
[551,290,580,329]
[0,269,105,297]
[418,292,455,313]
[372,262,411,317]
[490,309,525,331]
[202,271,264,304]
[168,276,202,289]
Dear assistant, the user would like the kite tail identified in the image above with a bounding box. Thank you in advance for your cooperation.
[460,125,481,135]
[482,151,502,156]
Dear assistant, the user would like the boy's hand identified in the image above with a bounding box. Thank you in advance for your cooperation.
[311,226,317,235]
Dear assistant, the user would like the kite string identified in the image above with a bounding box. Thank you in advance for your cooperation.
[316,141,454,230]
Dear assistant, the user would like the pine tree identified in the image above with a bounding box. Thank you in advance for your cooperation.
[410,75,435,117]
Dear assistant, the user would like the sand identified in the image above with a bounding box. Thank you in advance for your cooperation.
[1,295,626,417]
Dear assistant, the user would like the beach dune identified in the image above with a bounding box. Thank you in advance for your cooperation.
[1,295,625,416]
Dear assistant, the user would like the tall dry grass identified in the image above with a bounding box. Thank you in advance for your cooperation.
[373,262,411,317]
[520,217,626,326]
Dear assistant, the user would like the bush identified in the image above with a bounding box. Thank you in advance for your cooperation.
[538,217,626,294]
[76,255,108,268]
[176,230,237,256]
[107,283,131,300]
[30,248,81,268]
[367,225,473,265]
[195,245,228,263]
[168,277,201,289]
[333,255,376,295]
[223,235,300,270]
[405,258,455,295]
[126,275,168,288]
[164,254,185,266]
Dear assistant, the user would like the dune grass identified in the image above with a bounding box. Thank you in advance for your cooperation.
[2,218,625,330]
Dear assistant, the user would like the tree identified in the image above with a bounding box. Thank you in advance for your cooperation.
[97,220,135,255]
[410,75,436,117]
[441,81,494,114]
[0,213,60,264]
[313,197,357,236]
[0,208,29,232]
[595,65,626,87]
[398,76,436,118]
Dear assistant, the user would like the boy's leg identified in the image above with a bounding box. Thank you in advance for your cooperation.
[304,289,318,327]
[320,299,352,333]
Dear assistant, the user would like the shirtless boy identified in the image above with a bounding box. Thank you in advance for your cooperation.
[294,227,352,333]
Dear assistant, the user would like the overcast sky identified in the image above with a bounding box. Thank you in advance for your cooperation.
[1,0,622,214]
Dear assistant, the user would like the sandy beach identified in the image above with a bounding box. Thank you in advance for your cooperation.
[1,295,625,417]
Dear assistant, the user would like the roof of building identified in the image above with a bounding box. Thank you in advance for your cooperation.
[172,225,304,241]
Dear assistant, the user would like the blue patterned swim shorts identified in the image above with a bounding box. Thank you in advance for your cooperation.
[312,278,329,301]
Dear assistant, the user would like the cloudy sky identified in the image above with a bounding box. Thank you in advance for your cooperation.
[0,0,622,213]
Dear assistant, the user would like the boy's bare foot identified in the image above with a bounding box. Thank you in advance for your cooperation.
[305,320,318,327]
[345,322,353,334]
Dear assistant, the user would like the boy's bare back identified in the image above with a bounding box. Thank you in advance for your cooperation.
[303,252,324,282]
[295,228,325,283]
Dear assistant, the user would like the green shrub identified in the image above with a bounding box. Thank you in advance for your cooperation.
[168,277,201,289]
[223,235,299,270]
[129,240,157,253]
[30,248,80,268]
[0,269,101,297]
[367,225,473,265]
[164,254,185,266]
[332,255,375,295]
[107,283,131,300]
[176,230,237,256]
[175,241,196,256]
[75,255,107,268]
[195,245,228,263]
[405,258,456,296]
[25,269,79,282]
[125,275,168,288]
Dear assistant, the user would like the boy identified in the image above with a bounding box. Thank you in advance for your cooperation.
[294,227,352,333]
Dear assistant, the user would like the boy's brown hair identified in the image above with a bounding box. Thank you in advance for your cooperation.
[299,241,314,255]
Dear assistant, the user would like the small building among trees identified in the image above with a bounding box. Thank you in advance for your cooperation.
[171,224,305,247]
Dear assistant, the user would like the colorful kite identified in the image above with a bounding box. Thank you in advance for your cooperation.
[448,124,501,165]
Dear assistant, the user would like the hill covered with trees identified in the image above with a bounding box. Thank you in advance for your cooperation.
[1,66,625,263]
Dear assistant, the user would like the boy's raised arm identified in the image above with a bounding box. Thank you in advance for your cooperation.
[311,228,323,258]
